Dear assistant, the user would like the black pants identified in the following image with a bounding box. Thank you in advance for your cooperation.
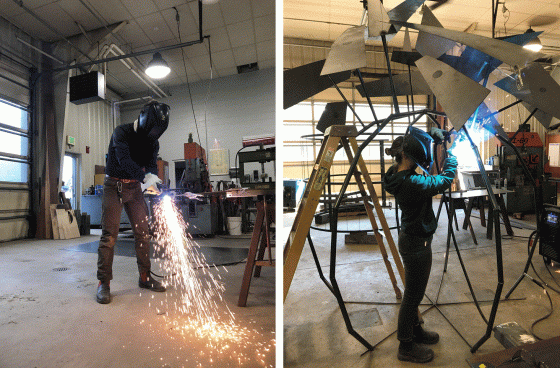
[97,177,151,282]
[397,232,433,342]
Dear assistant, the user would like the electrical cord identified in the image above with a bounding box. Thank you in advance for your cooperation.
[203,37,214,156]
[520,230,558,341]
[527,231,560,295]
[173,7,202,146]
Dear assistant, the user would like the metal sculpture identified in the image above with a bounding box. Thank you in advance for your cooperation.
[284,0,560,355]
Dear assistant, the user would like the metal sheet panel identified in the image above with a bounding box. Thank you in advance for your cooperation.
[403,27,412,52]
[395,21,545,67]
[356,70,432,97]
[316,102,347,133]
[521,102,552,129]
[494,63,560,127]
[366,0,426,42]
[321,26,367,76]
[284,59,351,109]
[367,0,391,38]
[415,6,455,59]
[416,55,490,131]
[437,32,542,83]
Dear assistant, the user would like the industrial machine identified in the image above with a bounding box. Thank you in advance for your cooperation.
[171,141,216,235]
[238,135,275,190]
[497,130,545,213]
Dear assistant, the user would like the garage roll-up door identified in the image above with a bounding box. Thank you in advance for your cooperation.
[0,56,32,242]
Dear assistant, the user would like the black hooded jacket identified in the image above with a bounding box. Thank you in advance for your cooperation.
[384,155,458,237]
[105,123,159,182]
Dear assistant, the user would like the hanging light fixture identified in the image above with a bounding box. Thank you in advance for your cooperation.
[523,28,543,52]
[146,52,171,79]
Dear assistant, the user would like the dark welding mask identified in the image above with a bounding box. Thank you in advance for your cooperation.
[137,101,170,141]
[403,126,434,175]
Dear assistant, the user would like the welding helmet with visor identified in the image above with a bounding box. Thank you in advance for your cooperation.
[403,126,434,175]
[137,101,170,141]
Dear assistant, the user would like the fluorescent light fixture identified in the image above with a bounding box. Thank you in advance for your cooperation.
[523,28,543,52]
[146,52,170,79]
[201,0,220,4]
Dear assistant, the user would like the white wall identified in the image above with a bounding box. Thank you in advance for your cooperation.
[120,67,275,189]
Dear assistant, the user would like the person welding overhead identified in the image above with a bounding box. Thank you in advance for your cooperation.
[96,101,170,304]
[383,127,457,363]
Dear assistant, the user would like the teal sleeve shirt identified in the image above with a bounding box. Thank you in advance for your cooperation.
[384,156,458,237]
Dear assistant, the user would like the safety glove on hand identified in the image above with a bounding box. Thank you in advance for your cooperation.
[429,127,450,145]
[141,173,162,194]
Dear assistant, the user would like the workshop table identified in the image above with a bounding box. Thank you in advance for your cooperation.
[226,188,275,307]
[438,188,514,243]
[467,336,560,367]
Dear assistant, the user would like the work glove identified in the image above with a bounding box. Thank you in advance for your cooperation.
[141,173,162,194]
[429,127,450,145]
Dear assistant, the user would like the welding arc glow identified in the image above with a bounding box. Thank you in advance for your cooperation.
[150,196,275,366]
[448,109,494,168]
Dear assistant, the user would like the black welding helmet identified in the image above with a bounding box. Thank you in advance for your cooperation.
[403,126,434,175]
[137,101,170,141]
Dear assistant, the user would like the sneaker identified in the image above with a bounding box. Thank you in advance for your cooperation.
[413,325,440,345]
[96,281,111,304]
[398,342,434,363]
[138,274,166,292]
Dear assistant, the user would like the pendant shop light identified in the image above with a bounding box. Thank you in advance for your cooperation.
[146,52,171,79]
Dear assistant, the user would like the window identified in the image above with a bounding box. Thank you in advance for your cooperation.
[283,101,428,165]
[0,100,30,183]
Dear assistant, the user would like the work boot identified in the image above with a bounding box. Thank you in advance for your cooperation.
[96,281,111,304]
[398,341,434,363]
[139,273,166,292]
[413,324,440,345]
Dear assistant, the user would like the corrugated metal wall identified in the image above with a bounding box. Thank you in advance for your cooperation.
[63,71,120,209]
[119,67,276,189]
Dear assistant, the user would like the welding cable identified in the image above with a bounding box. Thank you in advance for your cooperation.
[526,275,554,341]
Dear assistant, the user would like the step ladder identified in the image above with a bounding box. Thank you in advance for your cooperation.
[283,125,405,302]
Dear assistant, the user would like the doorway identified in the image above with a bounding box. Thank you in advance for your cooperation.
[62,153,79,210]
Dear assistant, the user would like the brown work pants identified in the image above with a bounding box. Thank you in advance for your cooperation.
[97,177,151,282]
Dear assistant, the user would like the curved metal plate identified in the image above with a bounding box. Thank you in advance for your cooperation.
[394,21,545,67]
[321,26,367,76]
[416,55,490,131]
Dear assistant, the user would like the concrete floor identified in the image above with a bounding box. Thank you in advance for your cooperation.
[284,202,560,367]
[0,233,275,368]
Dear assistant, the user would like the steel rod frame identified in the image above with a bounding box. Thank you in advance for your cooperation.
[329,75,366,128]
[321,113,509,351]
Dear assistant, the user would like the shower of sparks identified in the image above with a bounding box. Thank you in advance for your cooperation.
[149,195,275,367]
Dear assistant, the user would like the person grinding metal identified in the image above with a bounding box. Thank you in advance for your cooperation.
[383,127,458,363]
[96,101,170,304]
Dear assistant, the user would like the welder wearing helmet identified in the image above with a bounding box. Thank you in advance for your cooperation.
[383,127,457,363]
[96,101,170,304]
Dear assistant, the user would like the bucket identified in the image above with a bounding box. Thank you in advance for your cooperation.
[227,216,242,236]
